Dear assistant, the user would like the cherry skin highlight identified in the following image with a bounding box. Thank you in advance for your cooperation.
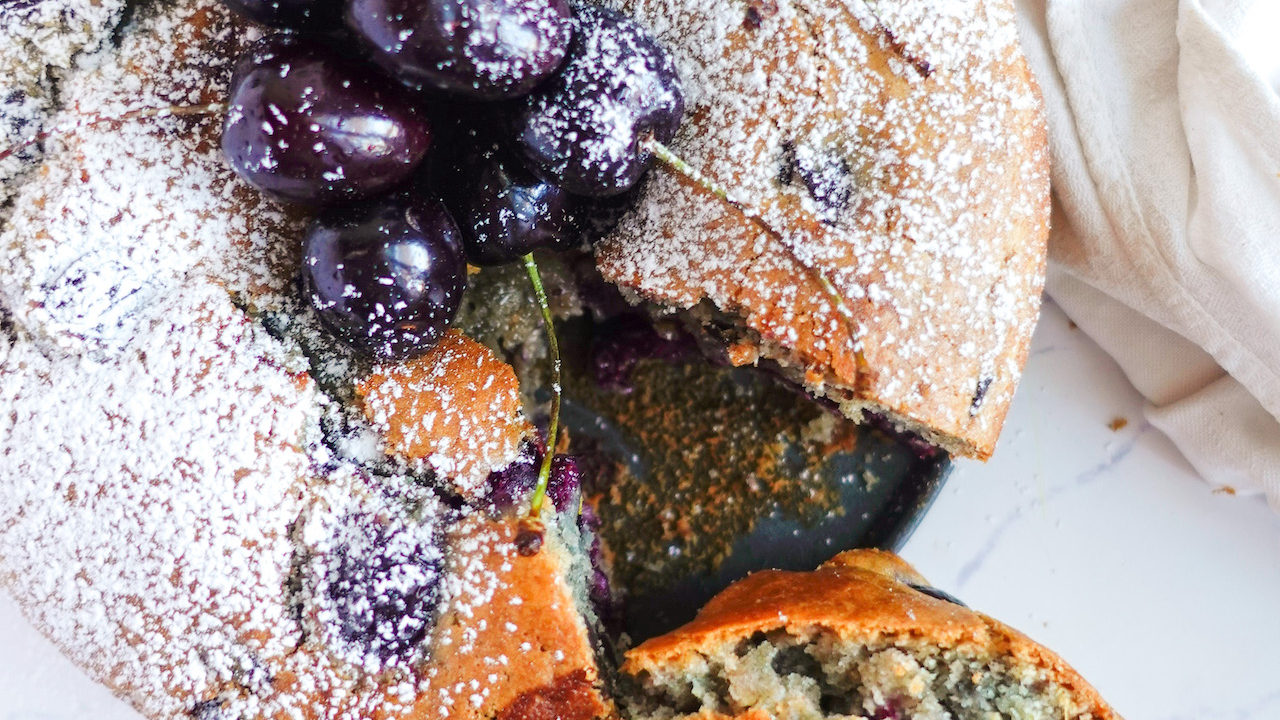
[222,34,431,205]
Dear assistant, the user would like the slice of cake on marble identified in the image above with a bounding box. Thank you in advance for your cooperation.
[621,550,1117,720]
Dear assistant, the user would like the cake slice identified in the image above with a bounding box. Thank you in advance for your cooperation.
[621,550,1117,720]
[596,0,1049,459]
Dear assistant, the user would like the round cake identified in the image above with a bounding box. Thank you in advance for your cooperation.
[0,0,1061,718]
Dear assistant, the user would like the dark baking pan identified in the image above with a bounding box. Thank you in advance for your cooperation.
[557,318,952,643]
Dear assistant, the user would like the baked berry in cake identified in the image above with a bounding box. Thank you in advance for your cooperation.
[622,549,1117,720]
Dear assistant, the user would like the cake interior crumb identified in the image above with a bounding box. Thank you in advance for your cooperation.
[623,628,1076,720]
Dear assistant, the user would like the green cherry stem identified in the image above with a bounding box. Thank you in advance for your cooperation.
[640,135,860,335]
[0,102,227,163]
[522,252,561,519]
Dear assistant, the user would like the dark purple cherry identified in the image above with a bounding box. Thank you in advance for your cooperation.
[301,197,466,360]
[577,503,616,623]
[436,140,581,265]
[220,0,341,29]
[511,3,684,197]
[345,0,572,99]
[222,34,431,205]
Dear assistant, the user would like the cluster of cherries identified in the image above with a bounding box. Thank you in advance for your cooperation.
[219,0,685,361]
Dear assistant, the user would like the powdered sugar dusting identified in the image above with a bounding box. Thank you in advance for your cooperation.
[358,330,528,499]
[0,291,319,718]
[516,2,684,196]
[0,0,127,214]
[596,0,1049,455]
[0,0,586,717]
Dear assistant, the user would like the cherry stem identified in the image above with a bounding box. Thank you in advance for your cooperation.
[0,101,227,163]
[640,135,860,335]
[522,252,561,519]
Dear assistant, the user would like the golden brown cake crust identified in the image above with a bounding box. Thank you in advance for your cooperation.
[412,517,614,720]
[597,0,1050,458]
[624,550,1116,720]
[359,330,530,499]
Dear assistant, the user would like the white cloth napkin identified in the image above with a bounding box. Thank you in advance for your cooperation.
[1013,0,1280,506]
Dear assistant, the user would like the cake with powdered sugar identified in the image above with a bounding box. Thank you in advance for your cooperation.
[0,2,613,717]
[0,0,1067,717]
[595,0,1049,459]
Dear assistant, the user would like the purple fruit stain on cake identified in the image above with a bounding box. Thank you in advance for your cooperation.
[484,444,541,511]
[778,141,853,224]
[578,502,616,621]
[589,315,695,393]
[969,376,993,415]
[322,512,445,664]
[190,698,230,720]
[484,448,617,620]
[484,445,582,513]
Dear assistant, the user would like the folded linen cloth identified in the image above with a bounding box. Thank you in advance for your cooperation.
[1014,0,1280,505]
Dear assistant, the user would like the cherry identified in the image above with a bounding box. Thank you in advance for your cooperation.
[434,138,582,266]
[511,3,684,196]
[220,0,341,30]
[345,0,572,99]
[222,34,431,205]
[301,196,466,360]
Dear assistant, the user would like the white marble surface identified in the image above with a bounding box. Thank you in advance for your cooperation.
[3,300,1279,719]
